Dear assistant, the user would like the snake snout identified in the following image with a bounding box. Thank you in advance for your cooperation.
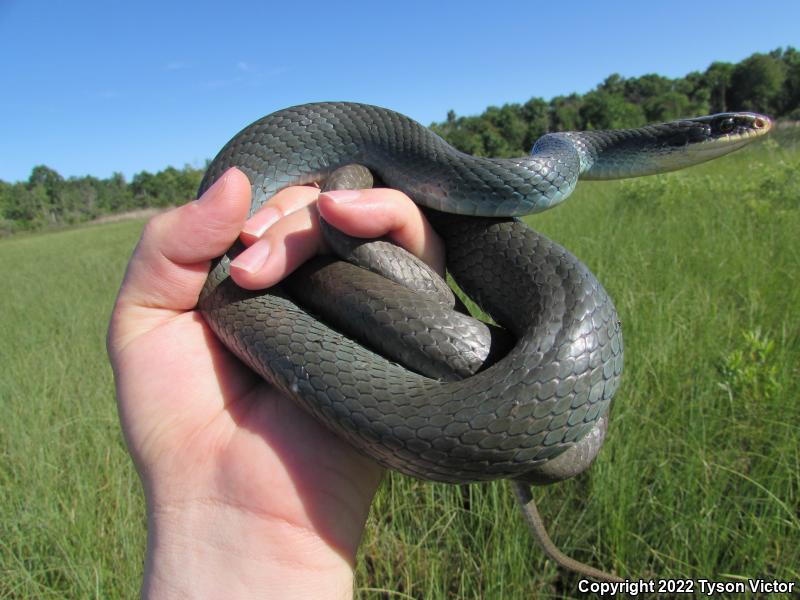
[753,116,769,130]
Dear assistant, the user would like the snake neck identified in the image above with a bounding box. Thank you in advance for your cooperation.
[538,116,764,181]
[536,126,701,179]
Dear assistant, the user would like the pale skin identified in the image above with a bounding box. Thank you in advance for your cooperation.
[106,167,445,599]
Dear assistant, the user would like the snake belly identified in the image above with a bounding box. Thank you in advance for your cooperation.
[197,102,623,483]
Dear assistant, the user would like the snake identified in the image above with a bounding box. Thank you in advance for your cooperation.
[196,102,771,581]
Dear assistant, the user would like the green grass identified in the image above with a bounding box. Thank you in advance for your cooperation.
[2,131,799,598]
[0,222,146,597]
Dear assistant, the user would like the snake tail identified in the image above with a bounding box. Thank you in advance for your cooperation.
[511,480,624,584]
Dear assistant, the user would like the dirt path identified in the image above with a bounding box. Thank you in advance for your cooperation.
[90,207,168,225]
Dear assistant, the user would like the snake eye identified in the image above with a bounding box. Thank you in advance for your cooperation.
[719,118,735,134]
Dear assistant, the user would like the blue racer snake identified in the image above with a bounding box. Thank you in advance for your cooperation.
[196,103,770,581]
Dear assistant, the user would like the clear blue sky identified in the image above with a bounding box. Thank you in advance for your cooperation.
[1,0,798,183]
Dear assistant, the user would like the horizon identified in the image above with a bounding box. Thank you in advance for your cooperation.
[1,0,798,183]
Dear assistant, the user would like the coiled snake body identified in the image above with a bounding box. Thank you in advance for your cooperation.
[197,103,770,580]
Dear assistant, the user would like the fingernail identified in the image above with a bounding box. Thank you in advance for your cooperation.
[230,239,270,273]
[196,167,238,204]
[242,206,281,237]
[321,189,362,203]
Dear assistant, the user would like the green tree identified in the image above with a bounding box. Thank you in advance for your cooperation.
[98,172,132,213]
[520,97,549,151]
[25,166,64,223]
[778,47,800,117]
[0,183,38,227]
[580,90,646,129]
[484,104,527,155]
[729,53,786,113]
[431,112,490,155]
[643,91,692,122]
[676,71,710,116]
[623,74,671,106]
[598,73,626,97]
[27,165,64,194]
[549,94,583,131]
[703,62,734,113]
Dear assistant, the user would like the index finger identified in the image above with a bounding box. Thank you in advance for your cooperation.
[229,188,444,290]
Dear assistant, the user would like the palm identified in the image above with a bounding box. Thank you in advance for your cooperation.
[116,308,381,547]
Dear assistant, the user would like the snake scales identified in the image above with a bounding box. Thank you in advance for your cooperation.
[196,102,770,579]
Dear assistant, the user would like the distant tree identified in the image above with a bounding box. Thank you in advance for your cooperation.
[27,165,64,193]
[703,62,734,113]
[430,112,489,155]
[479,123,514,157]
[0,180,14,234]
[25,165,65,223]
[129,166,199,208]
[520,97,549,151]
[643,91,692,122]
[549,94,583,131]
[729,53,786,113]
[675,71,710,116]
[580,90,646,129]
[60,178,98,222]
[624,74,671,106]
[1,182,40,226]
[99,172,131,212]
[131,171,156,208]
[28,183,53,225]
[598,74,626,97]
[778,47,800,116]
[484,104,528,155]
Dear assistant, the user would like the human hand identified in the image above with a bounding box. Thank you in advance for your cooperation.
[106,167,444,599]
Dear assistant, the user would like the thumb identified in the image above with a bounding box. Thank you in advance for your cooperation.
[108,168,251,349]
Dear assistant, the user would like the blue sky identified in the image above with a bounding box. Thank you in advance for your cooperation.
[1,0,798,183]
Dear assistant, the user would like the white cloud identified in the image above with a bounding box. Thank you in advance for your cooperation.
[202,63,289,90]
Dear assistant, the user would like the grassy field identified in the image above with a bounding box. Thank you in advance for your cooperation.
[1,129,798,599]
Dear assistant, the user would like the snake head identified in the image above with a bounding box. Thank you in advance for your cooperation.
[669,111,773,157]
[691,111,771,141]
[617,111,774,176]
[573,111,773,180]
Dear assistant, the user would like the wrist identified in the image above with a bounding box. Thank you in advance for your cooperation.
[143,499,354,599]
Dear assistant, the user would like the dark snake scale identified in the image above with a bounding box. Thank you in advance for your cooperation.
[197,103,770,486]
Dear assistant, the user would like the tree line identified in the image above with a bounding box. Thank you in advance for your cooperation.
[2,47,798,235]
[0,165,204,235]
[431,47,799,158]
